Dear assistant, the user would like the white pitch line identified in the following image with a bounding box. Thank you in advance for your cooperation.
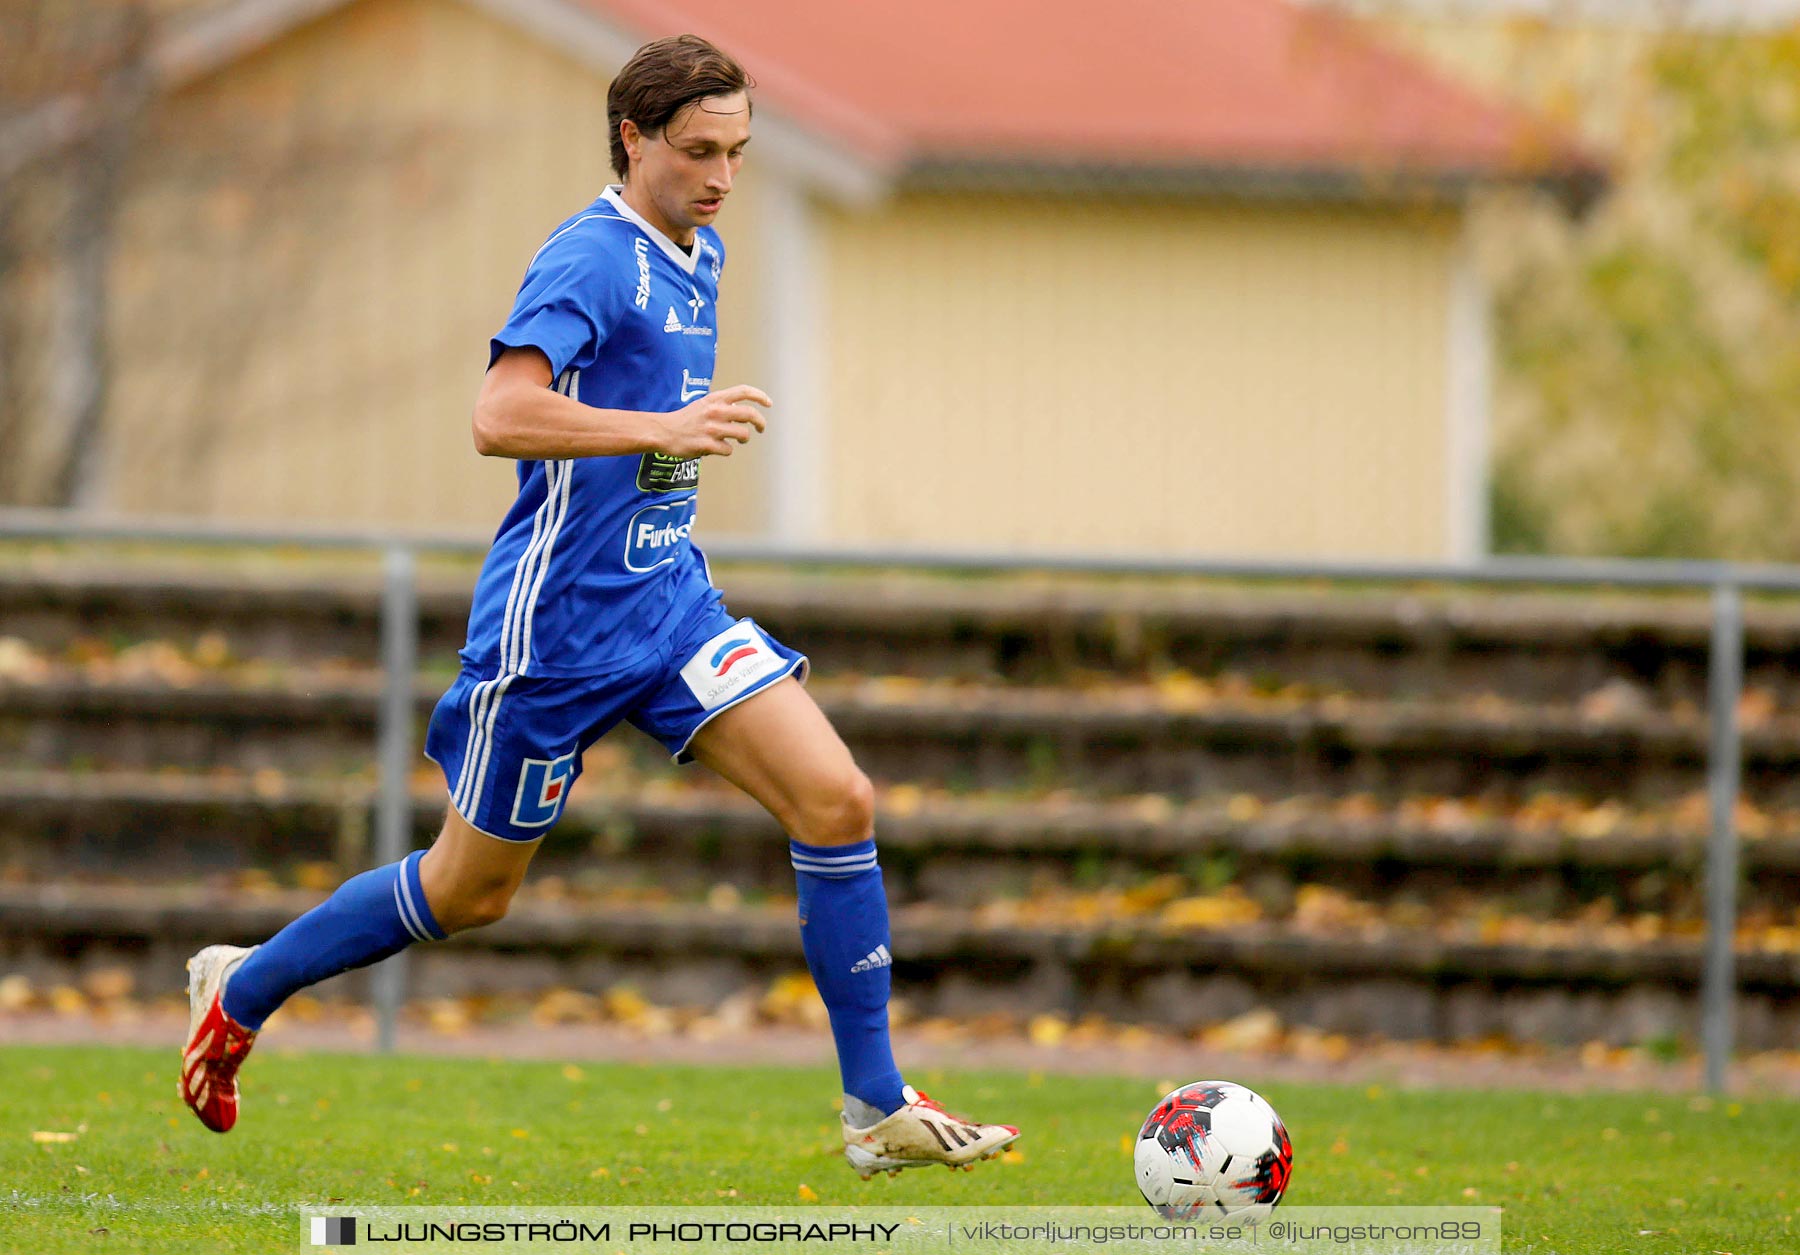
[4,1189,306,1219]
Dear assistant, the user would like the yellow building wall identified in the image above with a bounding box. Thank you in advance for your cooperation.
[818,194,1461,559]
[103,0,1467,560]
[105,0,770,535]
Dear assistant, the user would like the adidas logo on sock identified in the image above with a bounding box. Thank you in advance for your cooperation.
[849,944,892,973]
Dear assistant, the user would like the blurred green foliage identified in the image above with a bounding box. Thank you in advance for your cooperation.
[1490,23,1800,560]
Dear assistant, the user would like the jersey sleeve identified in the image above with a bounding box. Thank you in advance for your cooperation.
[488,229,624,379]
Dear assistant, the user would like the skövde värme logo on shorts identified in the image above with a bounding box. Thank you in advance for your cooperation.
[709,636,760,677]
[679,620,787,711]
[623,496,697,572]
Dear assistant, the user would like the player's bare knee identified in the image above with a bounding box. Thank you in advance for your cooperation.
[463,892,515,930]
[793,768,876,846]
[844,768,876,837]
[434,875,519,933]
[438,891,511,933]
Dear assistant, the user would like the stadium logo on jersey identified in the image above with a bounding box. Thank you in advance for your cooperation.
[680,620,788,710]
[680,368,710,402]
[623,496,697,571]
[633,238,651,309]
[636,451,699,493]
[511,749,577,828]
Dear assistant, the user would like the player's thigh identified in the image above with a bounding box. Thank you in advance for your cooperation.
[686,675,874,844]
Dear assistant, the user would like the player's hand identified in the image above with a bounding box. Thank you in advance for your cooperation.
[657,385,771,457]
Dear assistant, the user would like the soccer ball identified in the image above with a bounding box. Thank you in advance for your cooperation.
[1134,1080,1293,1222]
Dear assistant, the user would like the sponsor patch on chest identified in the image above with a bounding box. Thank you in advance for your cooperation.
[623,496,696,572]
[637,453,699,492]
[679,620,787,711]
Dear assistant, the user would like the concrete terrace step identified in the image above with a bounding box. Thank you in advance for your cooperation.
[5,772,1800,881]
[6,673,1798,800]
[5,884,1799,1048]
[0,671,1767,758]
[8,882,1800,992]
[8,564,1800,701]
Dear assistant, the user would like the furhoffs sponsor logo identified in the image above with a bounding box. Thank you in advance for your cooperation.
[622,496,697,572]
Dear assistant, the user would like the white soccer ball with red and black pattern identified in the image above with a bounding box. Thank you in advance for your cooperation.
[1134,1080,1293,1221]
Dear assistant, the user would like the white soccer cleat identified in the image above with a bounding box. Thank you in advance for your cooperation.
[180,944,260,1133]
[842,1084,1020,1179]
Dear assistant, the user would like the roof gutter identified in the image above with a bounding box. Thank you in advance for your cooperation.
[898,156,1607,215]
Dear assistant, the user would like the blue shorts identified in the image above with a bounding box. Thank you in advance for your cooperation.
[424,598,808,842]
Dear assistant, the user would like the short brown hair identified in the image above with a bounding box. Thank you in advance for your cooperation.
[607,35,753,179]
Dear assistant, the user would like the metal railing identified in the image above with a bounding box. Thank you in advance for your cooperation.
[4,506,1793,1091]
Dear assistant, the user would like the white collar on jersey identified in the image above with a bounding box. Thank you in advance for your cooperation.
[603,184,701,276]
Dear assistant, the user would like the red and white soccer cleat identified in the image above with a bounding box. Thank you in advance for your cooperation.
[843,1084,1020,1178]
[180,944,260,1133]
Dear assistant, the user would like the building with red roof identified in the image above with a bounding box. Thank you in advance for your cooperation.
[587,0,1599,199]
[10,0,1600,557]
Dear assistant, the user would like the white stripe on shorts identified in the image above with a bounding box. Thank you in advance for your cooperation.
[453,674,498,814]
[460,672,515,821]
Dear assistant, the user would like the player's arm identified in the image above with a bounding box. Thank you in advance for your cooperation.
[471,346,770,461]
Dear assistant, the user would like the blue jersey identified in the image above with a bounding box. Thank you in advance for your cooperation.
[464,185,726,677]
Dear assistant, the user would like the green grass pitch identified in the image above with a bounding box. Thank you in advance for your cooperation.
[3,1043,1795,1253]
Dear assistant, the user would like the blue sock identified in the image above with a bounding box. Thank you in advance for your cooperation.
[791,836,906,1115]
[221,849,446,1031]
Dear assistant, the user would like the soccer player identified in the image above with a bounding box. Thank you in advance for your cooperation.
[180,33,1018,1179]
